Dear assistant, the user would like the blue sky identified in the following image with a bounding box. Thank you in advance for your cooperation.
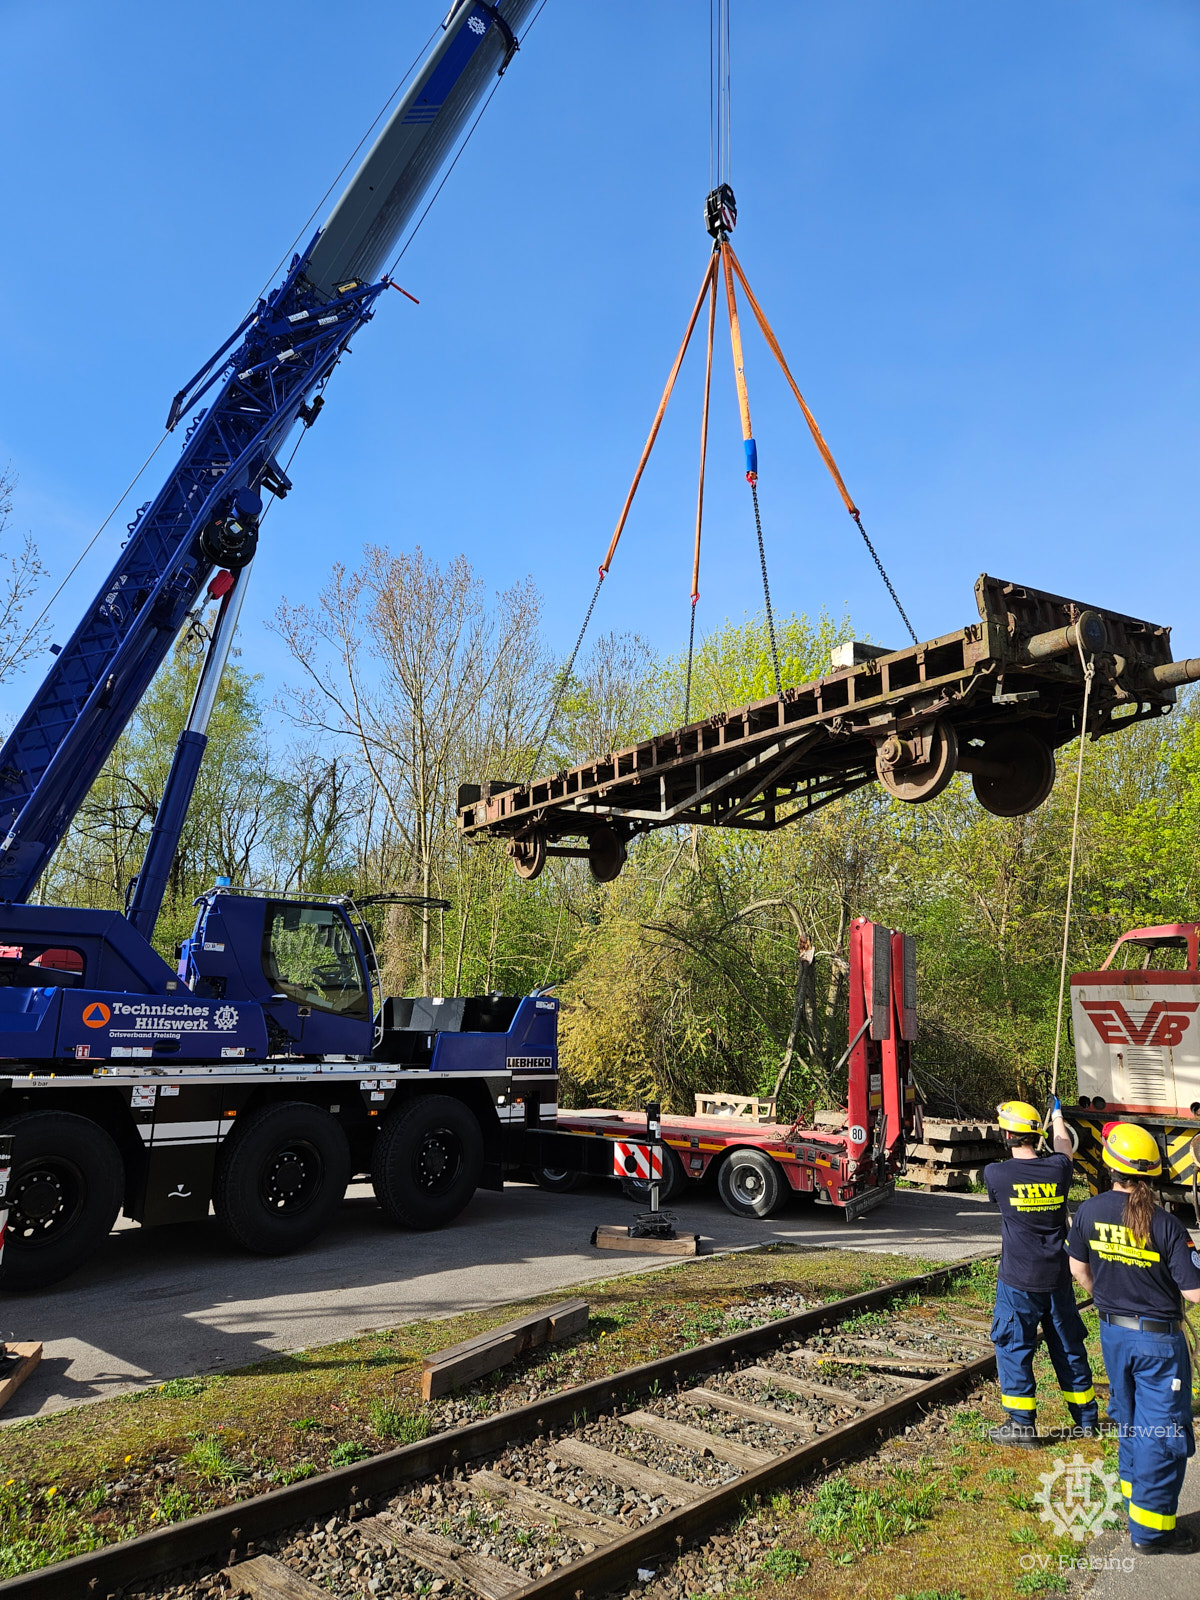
[1,0,1198,728]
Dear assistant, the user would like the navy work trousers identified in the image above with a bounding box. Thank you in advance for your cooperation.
[991,1278,1098,1429]
[1099,1319,1194,1547]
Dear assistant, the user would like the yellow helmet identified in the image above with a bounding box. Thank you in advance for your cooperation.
[997,1101,1042,1136]
[1102,1122,1162,1177]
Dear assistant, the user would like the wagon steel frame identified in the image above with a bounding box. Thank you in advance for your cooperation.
[458,574,1195,877]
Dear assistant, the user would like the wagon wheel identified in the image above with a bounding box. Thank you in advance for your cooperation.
[874,718,958,804]
[963,727,1056,816]
[507,829,547,881]
[588,826,627,883]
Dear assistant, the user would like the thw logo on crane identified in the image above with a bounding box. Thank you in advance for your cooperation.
[1081,999,1199,1049]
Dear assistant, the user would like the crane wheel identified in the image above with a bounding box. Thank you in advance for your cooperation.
[717,1147,786,1219]
[371,1094,483,1229]
[588,826,627,882]
[0,1111,124,1289]
[968,728,1056,816]
[508,830,547,880]
[875,718,958,804]
[213,1102,350,1255]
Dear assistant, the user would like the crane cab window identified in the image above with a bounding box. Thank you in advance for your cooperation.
[261,903,369,1019]
[0,945,85,987]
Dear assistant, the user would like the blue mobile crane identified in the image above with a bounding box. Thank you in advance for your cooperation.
[0,2,644,1290]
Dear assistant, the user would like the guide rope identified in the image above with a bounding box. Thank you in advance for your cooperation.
[1049,639,1096,1097]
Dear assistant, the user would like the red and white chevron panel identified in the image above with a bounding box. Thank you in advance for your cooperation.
[613,1141,662,1181]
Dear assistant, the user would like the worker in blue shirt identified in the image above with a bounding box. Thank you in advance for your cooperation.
[1069,1121,1200,1556]
[985,1099,1098,1445]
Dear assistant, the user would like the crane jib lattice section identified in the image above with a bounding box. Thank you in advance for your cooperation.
[0,253,386,900]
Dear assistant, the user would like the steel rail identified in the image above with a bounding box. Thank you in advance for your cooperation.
[508,1347,996,1600]
[2,1251,999,1600]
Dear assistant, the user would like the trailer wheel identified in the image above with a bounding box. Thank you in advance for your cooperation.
[214,1102,350,1255]
[621,1144,686,1205]
[717,1147,785,1219]
[536,1167,584,1193]
[371,1094,483,1229]
[0,1111,125,1289]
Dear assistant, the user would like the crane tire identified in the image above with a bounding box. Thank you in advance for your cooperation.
[0,1110,125,1289]
[214,1101,350,1255]
[371,1094,483,1230]
[620,1144,687,1205]
[717,1147,785,1219]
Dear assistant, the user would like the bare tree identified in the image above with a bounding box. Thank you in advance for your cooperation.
[552,630,657,764]
[275,545,551,989]
[0,465,48,684]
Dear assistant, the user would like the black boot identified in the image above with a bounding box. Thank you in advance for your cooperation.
[988,1417,1039,1448]
[1131,1527,1197,1555]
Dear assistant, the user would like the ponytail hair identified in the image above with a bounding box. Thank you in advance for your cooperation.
[1121,1178,1158,1248]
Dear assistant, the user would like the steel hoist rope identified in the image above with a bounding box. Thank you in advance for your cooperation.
[720,241,782,696]
[526,254,720,774]
[526,569,605,782]
[723,244,918,647]
[685,259,719,724]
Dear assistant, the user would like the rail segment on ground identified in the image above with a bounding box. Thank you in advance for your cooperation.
[2,1253,1007,1600]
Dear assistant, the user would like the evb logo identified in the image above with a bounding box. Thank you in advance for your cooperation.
[82,1002,111,1028]
[1081,999,1198,1048]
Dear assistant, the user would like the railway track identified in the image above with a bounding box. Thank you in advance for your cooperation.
[6,1254,1002,1600]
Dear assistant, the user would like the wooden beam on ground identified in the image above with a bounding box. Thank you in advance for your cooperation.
[621,1409,775,1469]
[467,1469,624,1538]
[421,1298,588,1401]
[550,1437,696,1503]
[788,1345,957,1377]
[591,1225,700,1256]
[739,1365,865,1406]
[357,1511,520,1600]
[681,1387,812,1433]
[0,1342,42,1414]
[223,1556,329,1600]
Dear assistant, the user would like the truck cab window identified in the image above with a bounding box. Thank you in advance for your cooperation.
[262,903,369,1019]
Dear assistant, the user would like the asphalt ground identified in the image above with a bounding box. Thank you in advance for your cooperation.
[0,1178,1001,1422]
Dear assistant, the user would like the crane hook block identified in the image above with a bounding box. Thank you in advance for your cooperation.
[705,183,737,240]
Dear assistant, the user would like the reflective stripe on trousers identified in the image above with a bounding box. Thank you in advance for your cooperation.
[1098,1320,1194,1545]
[991,1279,1098,1426]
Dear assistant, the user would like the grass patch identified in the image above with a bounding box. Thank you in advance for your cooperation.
[806,1470,942,1553]
[752,1270,1118,1600]
[180,1436,246,1484]
[761,1548,810,1579]
[328,1441,369,1466]
[367,1400,431,1442]
[0,1245,950,1580]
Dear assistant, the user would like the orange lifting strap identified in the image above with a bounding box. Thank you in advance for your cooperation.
[582,214,919,723]
[601,253,719,576]
[596,241,896,612]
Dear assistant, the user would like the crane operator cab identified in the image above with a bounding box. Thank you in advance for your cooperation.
[181,885,377,1059]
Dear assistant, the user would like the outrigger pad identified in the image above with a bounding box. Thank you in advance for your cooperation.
[459,575,1190,879]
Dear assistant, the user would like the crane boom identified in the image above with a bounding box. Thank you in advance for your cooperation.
[0,0,535,908]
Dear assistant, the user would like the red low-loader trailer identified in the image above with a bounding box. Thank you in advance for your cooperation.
[551,918,921,1224]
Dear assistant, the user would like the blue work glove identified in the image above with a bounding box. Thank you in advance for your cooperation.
[1047,1093,1063,1118]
